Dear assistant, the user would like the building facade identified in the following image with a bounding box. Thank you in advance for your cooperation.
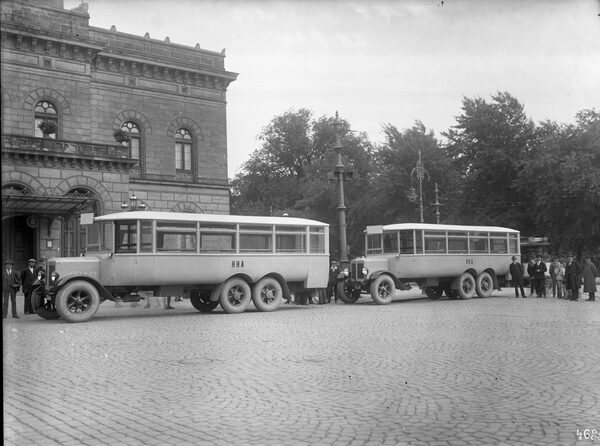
[1,0,237,268]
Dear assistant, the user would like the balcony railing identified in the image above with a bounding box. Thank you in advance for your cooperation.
[1,134,130,159]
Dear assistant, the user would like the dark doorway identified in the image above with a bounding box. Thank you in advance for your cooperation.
[1,216,37,270]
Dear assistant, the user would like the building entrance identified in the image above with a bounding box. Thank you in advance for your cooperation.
[2,215,37,270]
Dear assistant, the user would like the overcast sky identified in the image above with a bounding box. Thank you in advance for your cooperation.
[65,0,600,177]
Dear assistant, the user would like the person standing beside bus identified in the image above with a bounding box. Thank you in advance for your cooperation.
[527,258,535,297]
[327,261,339,303]
[565,253,581,301]
[532,254,547,298]
[555,259,566,299]
[549,256,563,298]
[20,258,37,315]
[509,256,526,298]
[3,260,21,319]
[582,257,598,302]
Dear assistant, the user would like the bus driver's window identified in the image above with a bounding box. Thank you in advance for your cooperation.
[116,221,137,253]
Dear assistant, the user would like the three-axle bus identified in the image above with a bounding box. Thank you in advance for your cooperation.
[37,211,329,322]
[338,223,520,304]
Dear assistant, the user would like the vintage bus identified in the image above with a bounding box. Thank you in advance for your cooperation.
[338,223,520,304]
[37,211,329,322]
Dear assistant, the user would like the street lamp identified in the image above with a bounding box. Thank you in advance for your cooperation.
[431,182,443,224]
[121,192,147,211]
[410,150,429,223]
[328,111,353,266]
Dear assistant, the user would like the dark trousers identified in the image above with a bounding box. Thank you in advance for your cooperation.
[3,288,18,318]
[327,283,337,302]
[513,282,525,297]
[534,278,546,297]
[23,289,33,314]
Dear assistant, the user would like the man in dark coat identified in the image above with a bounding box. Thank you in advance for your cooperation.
[20,258,37,315]
[3,259,21,318]
[532,254,547,298]
[564,253,582,301]
[327,261,339,303]
[509,256,526,298]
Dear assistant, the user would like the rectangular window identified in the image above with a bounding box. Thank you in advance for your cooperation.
[383,232,398,253]
[399,230,414,254]
[116,221,137,253]
[469,232,489,253]
[309,227,325,254]
[424,231,447,253]
[156,222,197,252]
[366,234,382,254]
[200,233,235,252]
[240,234,272,251]
[490,233,508,254]
[276,234,306,252]
[130,138,140,160]
[140,220,153,252]
[85,223,101,252]
[448,231,468,253]
[415,230,423,254]
[175,142,192,170]
[509,234,519,254]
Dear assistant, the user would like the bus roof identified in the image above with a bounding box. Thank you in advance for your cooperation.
[94,211,329,227]
[372,223,519,233]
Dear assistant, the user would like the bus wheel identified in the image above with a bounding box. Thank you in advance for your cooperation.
[190,290,219,313]
[252,277,283,312]
[444,286,459,299]
[370,275,395,305]
[55,281,100,323]
[458,273,476,299]
[424,286,443,299]
[337,279,360,304]
[476,272,494,298]
[220,278,252,314]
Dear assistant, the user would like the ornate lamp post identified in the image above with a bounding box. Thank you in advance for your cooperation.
[121,192,147,211]
[329,112,353,265]
[410,150,429,223]
[432,183,443,224]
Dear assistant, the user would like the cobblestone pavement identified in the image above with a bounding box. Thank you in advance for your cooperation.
[3,288,600,446]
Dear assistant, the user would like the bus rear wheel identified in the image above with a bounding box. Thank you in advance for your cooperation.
[424,286,443,299]
[55,280,100,323]
[252,277,283,312]
[219,278,252,314]
[444,286,459,299]
[458,273,476,299]
[370,275,395,305]
[476,272,494,298]
[190,290,219,313]
[337,279,360,304]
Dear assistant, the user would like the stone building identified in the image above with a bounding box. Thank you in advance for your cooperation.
[1,0,237,268]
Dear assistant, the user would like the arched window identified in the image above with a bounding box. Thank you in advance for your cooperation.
[34,100,58,138]
[120,121,140,159]
[175,128,192,171]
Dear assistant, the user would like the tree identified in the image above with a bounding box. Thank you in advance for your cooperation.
[443,92,536,227]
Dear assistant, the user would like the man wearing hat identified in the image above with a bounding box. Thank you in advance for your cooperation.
[509,256,526,298]
[3,259,21,318]
[21,258,38,315]
[564,253,582,301]
[327,260,340,303]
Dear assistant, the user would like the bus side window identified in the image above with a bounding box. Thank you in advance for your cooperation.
[116,221,137,253]
[140,220,153,253]
[399,230,414,254]
[367,234,382,254]
[383,231,398,253]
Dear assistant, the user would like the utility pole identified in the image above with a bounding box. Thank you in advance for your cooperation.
[410,150,429,223]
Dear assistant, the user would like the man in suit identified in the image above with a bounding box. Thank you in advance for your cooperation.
[565,253,582,301]
[532,254,547,298]
[3,259,21,319]
[509,256,526,298]
[21,258,37,315]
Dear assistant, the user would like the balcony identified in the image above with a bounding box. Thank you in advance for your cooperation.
[1,134,137,171]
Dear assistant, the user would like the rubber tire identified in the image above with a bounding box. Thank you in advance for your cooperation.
[337,280,360,304]
[370,275,395,305]
[55,280,101,323]
[444,286,459,299]
[219,278,252,314]
[458,272,476,299]
[190,290,219,313]
[424,286,443,299]
[252,277,283,312]
[476,271,494,298]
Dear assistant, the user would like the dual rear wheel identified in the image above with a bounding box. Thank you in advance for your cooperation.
[458,271,494,299]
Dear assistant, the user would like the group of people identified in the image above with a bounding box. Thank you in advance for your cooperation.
[2,257,47,319]
[509,253,598,301]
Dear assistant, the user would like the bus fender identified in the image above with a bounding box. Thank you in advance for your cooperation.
[369,270,401,288]
[55,275,114,302]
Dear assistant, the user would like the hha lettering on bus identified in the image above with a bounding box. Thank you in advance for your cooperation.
[231,260,245,268]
